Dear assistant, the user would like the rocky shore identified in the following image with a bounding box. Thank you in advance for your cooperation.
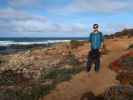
[0,43,56,54]
[0,36,132,100]
[0,41,87,100]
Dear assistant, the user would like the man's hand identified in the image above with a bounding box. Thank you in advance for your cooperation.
[100,42,106,54]
[102,42,105,49]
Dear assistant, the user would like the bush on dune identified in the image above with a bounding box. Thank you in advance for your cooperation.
[80,85,133,100]
[104,85,133,100]
[70,40,82,49]
[0,64,83,100]
[0,69,27,86]
[65,51,80,66]
[121,56,133,68]
[0,83,53,100]
[40,66,83,84]
[128,44,133,49]
[110,51,133,85]
[0,69,54,100]
[0,40,85,100]
[110,51,133,72]
[39,66,83,98]
[116,72,133,85]
[108,51,133,100]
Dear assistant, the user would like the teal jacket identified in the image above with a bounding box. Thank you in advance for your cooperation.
[89,32,104,49]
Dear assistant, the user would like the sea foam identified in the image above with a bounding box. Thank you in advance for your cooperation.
[0,40,70,46]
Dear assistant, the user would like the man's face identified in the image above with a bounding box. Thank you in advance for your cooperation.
[93,28,98,32]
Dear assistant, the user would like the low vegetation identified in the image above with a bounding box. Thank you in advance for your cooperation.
[116,72,133,85]
[0,64,83,100]
[40,66,83,84]
[0,83,53,100]
[65,51,81,65]
[0,69,54,100]
[70,40,82,49]
[0,40,85,100]
[104,85,133,100]
[107,51,133,100]
[128,44,133,49]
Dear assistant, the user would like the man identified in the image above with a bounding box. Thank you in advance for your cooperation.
[86,24,104,72]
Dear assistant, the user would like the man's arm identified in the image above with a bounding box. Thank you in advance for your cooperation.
[101,41,105,50]
[100,32,104,49]
[99,32,105,53]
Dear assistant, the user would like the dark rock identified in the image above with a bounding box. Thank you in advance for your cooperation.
[104,85,133,100]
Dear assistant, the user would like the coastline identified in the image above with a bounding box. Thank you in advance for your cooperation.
[0,36,132,100]
[0,40,70,54]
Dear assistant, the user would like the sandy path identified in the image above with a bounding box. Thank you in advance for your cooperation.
[42,37,132,100]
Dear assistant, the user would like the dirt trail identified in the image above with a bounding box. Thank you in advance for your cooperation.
[42,37,133,100]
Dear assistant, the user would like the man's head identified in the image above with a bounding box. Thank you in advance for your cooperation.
[93,24,99,32]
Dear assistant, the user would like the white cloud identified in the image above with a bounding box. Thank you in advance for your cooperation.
[69,0,131,12]
[11,20,86,33]
[0,0,133,36]
[6,0,133,13]
[0,7,87,34]
[48,0,133,14]
[7,0,42,9]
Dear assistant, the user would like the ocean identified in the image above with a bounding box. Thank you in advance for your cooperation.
[0,37,88,46]
[0,37,88,54]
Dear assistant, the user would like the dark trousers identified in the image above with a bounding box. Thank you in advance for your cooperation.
[86,49,101,72]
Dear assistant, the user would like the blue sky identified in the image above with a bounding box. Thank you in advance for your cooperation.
[0,0,133,37]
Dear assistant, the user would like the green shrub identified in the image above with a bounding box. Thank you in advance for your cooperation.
[41,68,71,82]
[0,70,18,85]
[66,52,80,66]
[70,40,82,48]
[0,65,83,100]
[121,56,133,68]
[0,69,55,100]
[0,83,54,100]
[104,85,133,100]
[40,67,83,84]
[19,84,55,100]
[128,44,133,49]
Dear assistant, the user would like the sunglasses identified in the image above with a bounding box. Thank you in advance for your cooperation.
[93,26,98,29]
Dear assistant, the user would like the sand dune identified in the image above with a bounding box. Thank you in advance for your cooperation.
[42,37,133,100]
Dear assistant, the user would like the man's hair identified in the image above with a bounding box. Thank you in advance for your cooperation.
[93,24,99,29]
